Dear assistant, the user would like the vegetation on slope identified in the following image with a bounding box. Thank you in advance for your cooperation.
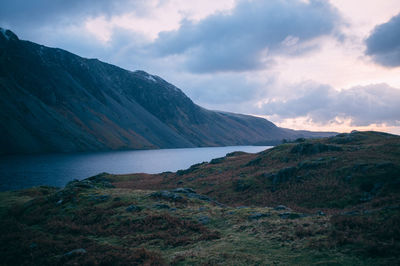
[0,131,399,265]
[0,28,332,155]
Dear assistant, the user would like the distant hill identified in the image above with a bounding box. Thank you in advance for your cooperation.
[113,131,400,210]
[0,28,334,155]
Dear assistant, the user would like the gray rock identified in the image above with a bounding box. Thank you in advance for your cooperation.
[64,248,86,256]
[274,205,287,211]
[125,205,142,212]
[341,210,360,216]
[248,212,270,220]
[172,187,196,194]
[90,194,110,202]
[198,216,210,224]
[279,212,300,219]
[150,191,184,201]
[186,193,211,201]
[153,203,170,209]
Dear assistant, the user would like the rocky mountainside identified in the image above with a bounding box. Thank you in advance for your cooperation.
[1,131,399,265]
[0,28,333,155]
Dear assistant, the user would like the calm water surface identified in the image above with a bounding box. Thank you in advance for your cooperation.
[0,146,271,191]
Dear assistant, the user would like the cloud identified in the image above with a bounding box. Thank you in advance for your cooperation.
[366,12,400,67]
[259,82,400,126]
[0,0,136,25]
[152,0,341,73]
[175,73,271,105]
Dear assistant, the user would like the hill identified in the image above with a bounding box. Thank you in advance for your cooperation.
[0,131,399,265]
[0,28,333,155]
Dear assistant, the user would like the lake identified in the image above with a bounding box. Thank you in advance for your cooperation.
[0,146,271,191]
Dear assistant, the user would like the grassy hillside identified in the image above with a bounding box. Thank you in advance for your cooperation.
[0,131,399,265]
[113,131,400,210]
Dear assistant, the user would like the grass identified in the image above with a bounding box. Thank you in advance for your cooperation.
[0,131,399,265]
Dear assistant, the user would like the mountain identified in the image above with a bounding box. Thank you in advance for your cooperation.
[0,28,334,155]
[1,131,399,265]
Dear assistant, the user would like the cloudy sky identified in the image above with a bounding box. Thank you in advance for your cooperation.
[1,0,400,134]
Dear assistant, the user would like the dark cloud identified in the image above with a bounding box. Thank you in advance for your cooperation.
[366,13,400,67]
[0,0,146,44]
[152,0,341,73]
[0,0,135,25]
[260,83,400,126]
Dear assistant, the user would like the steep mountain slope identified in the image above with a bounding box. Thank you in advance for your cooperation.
[0,28,333,155]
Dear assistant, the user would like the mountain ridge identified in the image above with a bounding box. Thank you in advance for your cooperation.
[0,28,335,155]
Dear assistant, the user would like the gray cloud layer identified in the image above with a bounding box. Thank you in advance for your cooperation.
[260,83,400,126]
[0,0,136,25]
[366,12,400,67]
[152,0,341,73]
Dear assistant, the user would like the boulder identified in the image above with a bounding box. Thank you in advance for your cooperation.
[248,212,270,220]
[64,248,86,257]
[126,205,142,212]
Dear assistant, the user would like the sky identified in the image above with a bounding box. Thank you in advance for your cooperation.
[1,0,400,134]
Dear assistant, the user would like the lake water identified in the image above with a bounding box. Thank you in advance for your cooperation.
[0,146,270,191]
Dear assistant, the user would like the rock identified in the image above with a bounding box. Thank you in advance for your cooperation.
[274,205,288,211]
[126,205,142,212]
[172,188,196,194]
[290,143,342,155]
[198,216,210,224]
[226,151,247,157]
[210,157,225,164]
[278,212,291,219]
[248,212,270,220]
[64,248,86,256]
[150,191,184,201]
[153,203,170,209]
[90,194,110,203]
[186,193,211,201]
[341,210,360,216]
[279,212,300,219]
